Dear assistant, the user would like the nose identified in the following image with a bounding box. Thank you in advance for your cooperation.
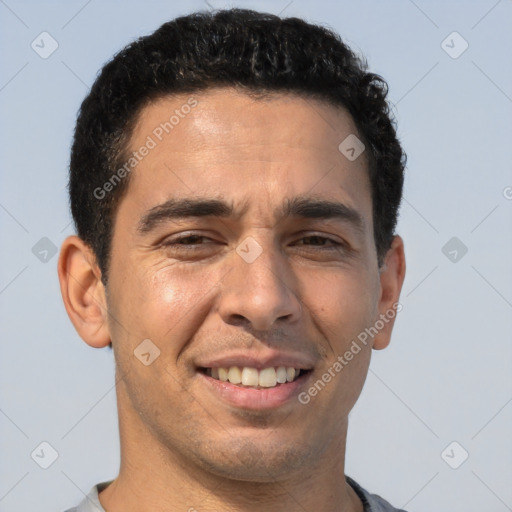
[216,238,303,332]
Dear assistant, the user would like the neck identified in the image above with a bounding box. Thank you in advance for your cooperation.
[99,381,363,512]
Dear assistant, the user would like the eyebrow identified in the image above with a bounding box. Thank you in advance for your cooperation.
[136,196,365,235]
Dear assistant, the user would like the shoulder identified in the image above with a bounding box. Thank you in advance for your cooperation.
[346,475,409,512]
[62,480,112,512]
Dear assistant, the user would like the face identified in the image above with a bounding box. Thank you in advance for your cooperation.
[94,89,401,481]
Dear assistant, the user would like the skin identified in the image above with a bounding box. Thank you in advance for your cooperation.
[58,88,405,512]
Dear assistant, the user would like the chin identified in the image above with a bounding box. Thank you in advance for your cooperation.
[193,436,317,482]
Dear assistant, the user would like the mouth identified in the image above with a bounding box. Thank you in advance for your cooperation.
[198,365,311,389]
[196,364,313,410]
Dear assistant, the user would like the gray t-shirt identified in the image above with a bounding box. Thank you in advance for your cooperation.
[64,476,407,512]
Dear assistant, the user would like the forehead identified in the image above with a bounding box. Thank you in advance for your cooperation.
[131,88,362,159]
[116,88,372,230]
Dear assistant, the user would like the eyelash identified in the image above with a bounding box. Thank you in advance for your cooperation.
[161,233,346,251]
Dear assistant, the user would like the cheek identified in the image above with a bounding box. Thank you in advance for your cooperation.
[145,269,190,312]
[113,262,222,347]
[301,266,380,345]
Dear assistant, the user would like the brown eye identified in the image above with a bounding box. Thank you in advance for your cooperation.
[161,233,218,252]
[294,235,344,249]
[170,235,208,245]
[298,236,337,246]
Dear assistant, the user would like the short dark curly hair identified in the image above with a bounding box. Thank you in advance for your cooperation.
[69,8,405,285]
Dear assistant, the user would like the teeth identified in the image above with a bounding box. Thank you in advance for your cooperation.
[228,366,242,384]
[208,366,303,388]
[259,367,277,387]
[241,367,259,386]
[218,368,229,382]
[276,366,287,384]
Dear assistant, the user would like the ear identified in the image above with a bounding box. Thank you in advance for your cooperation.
[372,235,406,350]
[57,235,111,348]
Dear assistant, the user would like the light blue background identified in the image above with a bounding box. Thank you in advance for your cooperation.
[1,1,511,511]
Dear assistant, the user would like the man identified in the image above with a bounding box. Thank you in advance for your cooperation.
[59,8,406,512]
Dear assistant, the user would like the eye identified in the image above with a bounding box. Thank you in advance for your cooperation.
[290,234,352,261]
[166,234,210,245]
[159,232,350,261]
[293,235,345,249]
[160,233,218,251]
[296,235,338,246]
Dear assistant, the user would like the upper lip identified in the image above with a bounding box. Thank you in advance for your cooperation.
[196,351,316,370]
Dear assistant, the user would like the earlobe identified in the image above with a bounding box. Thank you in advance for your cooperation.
[57,235,111,348]
[372,235,406,350]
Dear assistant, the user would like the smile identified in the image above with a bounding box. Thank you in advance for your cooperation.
[203,366,306,388]
[197,365,313,410]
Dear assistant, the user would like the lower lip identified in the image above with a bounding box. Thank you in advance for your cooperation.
[198,371,311,410]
